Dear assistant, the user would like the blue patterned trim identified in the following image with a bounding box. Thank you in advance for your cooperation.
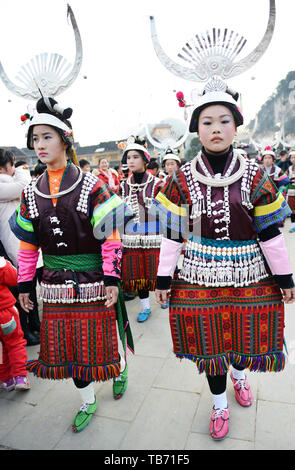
[254,199,291,232]
[8,211,39,246]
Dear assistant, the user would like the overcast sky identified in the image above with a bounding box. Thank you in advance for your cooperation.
[0,0,293,149]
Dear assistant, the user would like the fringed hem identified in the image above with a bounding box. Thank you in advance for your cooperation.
[121,279,156,292]
[175,351,285,375]
[26,359,121,382]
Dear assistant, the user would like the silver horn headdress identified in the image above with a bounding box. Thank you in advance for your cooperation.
[149,0,275,83]
[0,4,82,99]
[150,0,276,135]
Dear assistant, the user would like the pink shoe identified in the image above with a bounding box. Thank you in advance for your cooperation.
[1,378,15,392]
[14,376,30,391]
[230,372,253,407]
[209,407,229,440]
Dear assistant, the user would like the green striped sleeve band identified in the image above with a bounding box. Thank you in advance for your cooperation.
[92,194,134,241]
[9,206,39,246]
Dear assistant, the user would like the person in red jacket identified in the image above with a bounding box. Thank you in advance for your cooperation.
[0,256,30,391]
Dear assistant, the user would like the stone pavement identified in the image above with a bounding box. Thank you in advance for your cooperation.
[1,220,295,451]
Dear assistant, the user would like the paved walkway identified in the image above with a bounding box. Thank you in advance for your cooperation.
[1,221,295,451]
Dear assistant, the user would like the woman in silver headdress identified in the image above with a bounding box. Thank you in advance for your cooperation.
[153,78,295,440]
[9,97,134,433]
[162,148,182,183]
[119,136,163,322]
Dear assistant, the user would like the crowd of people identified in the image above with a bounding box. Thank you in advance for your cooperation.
[1,86,295,441]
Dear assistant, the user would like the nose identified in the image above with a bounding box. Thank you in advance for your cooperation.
[37,138,46,149]
[212,124,221,133]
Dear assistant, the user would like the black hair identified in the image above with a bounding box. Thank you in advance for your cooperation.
[34,161,47,177]
[79,159,90,168]
[15,160,28,168]
[147,158,159,170]
[0,148,15,169]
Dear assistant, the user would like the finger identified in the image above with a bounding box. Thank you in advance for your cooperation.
[20,299,30,313]
[105,290,115,307]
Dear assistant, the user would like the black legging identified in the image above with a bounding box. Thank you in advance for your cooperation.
[73,377,91,389]
[206,363,245,394]
[291,214,295,223]
[138,289,149,299]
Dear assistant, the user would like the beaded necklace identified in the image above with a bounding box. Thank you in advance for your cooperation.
[121,172,157,222]
[182,149,257,240]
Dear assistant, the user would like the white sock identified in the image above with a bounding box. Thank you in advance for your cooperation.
[212,391,228,410]
[114,355,126,381]
[140,297,150,312]
[120,355,125,372]
[78,383,95,405]
[231,366,245,381]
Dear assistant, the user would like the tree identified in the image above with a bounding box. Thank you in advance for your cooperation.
[185,137,202,160]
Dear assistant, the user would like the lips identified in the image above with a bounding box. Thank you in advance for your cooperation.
[39,153,48,157]
[211,137,222,142]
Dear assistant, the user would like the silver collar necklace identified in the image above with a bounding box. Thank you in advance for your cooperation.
[191,150,247,187]
[33,167,83,199]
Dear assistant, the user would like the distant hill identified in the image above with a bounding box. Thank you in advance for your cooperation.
[249,71,295,147]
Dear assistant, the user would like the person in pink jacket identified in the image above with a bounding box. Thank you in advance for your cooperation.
[0,256,30,391]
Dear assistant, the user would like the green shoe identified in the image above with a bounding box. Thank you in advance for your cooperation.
[113,364,128,400]
[72,399,97,433]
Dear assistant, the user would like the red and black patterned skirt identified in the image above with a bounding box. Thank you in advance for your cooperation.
[169,276,285,375]
[26,300,120,381]
[287,194,295,213]
[121,247,160,291]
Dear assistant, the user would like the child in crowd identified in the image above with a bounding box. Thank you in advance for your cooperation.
[0,256,30,391]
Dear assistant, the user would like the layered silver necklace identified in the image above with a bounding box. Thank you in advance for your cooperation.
[121,172,156,222]
[182,150,257,240]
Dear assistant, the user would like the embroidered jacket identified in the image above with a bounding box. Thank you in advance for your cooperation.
[152,150,291,288]
[9,163,134,302]
[119,171,163,249]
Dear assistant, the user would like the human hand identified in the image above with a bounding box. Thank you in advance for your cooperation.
[105,286,119,307]
[155,289,170,306]
[19,293,34,313]
[281,287,295,304]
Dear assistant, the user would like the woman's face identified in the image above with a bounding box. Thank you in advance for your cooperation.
[99,159,109,171]
[263,155,274,167]
[32,125,67,169]
[126,150,146,173]
[165,159,179,176]
[290,154,295,165]
[198,105,237,154]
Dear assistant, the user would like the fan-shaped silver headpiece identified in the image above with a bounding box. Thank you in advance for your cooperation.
[144,122,189,151]
[0,4,82,99]
[150,0,276,83]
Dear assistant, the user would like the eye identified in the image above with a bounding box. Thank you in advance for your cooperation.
[202,121,211,126]
[221,119,230,124]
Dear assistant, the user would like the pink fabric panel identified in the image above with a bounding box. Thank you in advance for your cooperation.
[101,241,122,278]
[17,249,39,283]
[259,234,292,275]
[157,237,183,277]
